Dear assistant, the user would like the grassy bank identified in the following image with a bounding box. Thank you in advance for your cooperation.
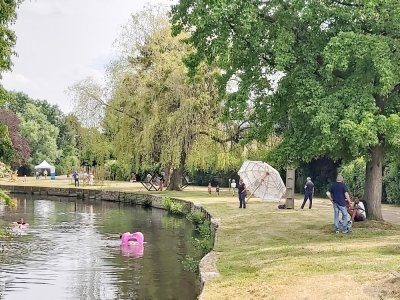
[162,191,400,300]
[2,179,400,299]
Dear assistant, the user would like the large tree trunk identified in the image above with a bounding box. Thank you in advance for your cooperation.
[364,145,384,220]
[167,150,185,191]
[168,164,184,191]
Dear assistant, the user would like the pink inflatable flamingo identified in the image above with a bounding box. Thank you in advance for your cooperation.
[120,232,144,245]
[120,243,144,258]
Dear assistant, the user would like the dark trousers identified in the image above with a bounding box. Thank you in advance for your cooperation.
[239,192,246,208]
[301,192,313,209]
[74,179,79,187]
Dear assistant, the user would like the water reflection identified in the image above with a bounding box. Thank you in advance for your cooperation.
[120,243,144,258]
[0,196,201,300]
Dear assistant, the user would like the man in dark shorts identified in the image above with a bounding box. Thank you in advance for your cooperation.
[301,177,314,209]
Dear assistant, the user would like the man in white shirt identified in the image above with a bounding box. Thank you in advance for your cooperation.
[348,196,366,223]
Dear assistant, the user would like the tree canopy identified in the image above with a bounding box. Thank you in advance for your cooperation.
[172,0,400,218]
[0,0,21,73]
[71,7,243,189]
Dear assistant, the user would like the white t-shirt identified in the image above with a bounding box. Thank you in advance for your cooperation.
[231,182,236,188]
[356,202,366,218]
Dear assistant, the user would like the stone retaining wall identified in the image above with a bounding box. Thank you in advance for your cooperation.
[0,184,219,293]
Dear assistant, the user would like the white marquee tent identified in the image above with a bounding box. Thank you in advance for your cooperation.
[34,160,56,179]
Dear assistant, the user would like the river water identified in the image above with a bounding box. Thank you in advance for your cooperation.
[0,196,201,300]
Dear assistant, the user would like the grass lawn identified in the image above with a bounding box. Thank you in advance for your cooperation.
[162,190,400,300]
[2,178,400,299]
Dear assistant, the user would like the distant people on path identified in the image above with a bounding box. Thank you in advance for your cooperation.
[83,171,88,185]
[159,172,165,191]
[228,178,232,192]
[231,179,236,196]
[216,185,220,196]
[35,171,40,179]
[327,174,351,233]
[73,171,79,187]
[301,177,314,209]
[207,182,212,194]
[145,174,152,186]
[88,173,94,186]
[130,173,137,182]
[238,178,246,209]
[347,196,366,225]
[43,169,48,179]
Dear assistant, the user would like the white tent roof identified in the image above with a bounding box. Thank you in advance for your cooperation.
[34,160,55,169]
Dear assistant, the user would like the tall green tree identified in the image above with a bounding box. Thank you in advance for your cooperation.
[0,123,14,163]
[172,0,400,219]
[72,7,242,189]
[0,0,21,73]
[19,103,60,165]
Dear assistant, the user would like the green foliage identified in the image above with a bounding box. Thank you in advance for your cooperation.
[0,123,14,163]
[181,255,200,273]
[0,161,12,178]
[0,189,15,208]
[19,103,60,165]
[340,158,366,197]
[0,0,21,73]
[56,155,79,175]
[384,160,400,205]
[186,210,206,227]
[105,160,130,181]
[193,220,213,254]
[79,127,112,166]
[65,7,245,190]
[162,196,189,215]
[172,0,400,217]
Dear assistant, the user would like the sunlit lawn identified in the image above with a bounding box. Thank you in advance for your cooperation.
[162,189,400,300]
[2,178,400,299]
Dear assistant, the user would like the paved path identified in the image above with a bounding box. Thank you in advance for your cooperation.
[382,208,400,224]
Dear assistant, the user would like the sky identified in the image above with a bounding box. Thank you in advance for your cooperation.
[1,0,176,113]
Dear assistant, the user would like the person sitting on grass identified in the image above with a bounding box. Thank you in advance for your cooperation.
[347,195,366,225]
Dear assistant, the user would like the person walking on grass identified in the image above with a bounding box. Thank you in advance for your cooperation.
[73,171,79,187]
[231,179,236,196]
[207,182,212,194]
[327,174,351,233]
[301,177,314,209]
[238,178,246,209]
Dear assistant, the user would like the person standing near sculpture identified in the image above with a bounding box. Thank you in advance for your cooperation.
[301,177,314,209]
[327,174,352,233]
[231,179,236,196]
[238,178,246,208]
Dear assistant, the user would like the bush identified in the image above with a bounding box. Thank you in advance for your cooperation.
[0,189,15,208]
[193,220,213,254]
[162,196,172,210]
[181,255,200,273]
[186,211,206,227]
[162,196,188,215]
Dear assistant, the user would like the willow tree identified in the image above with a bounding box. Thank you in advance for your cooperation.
[106,10,236,190]
[172,0,400,219]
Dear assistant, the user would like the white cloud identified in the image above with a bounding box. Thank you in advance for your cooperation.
[1,0,176,113]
